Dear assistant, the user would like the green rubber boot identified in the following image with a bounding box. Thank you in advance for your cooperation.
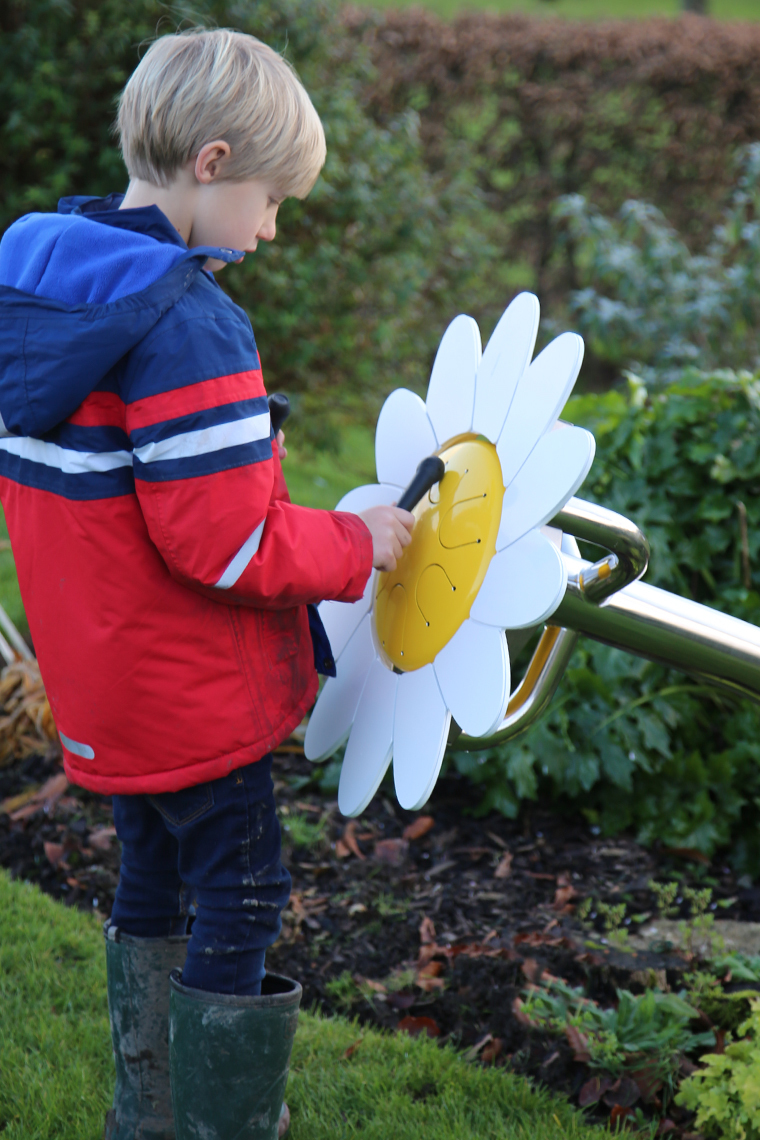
[168,969,302,1140]
[103,922,189,1140]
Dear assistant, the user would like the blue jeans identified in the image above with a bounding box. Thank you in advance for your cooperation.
[110,755,290,996]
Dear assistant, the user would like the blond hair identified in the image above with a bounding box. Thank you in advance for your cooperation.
[117,28,326,197]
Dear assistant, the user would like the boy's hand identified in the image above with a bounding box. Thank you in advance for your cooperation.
[276,430,287,461]
[358,505,414,572]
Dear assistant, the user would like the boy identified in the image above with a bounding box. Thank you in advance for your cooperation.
[0,28,413,1140]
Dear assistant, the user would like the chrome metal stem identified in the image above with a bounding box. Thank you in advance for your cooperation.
[556,552,760,704]
[553,497,650,602]
[455,496,760,752]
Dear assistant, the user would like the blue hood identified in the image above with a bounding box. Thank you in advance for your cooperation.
[0,195,242,437]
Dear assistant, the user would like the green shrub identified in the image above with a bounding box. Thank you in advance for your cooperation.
[520,975,713,1102]
[454,367,760,873]
[441,132,760,870]
[354,9,760,328]
[556,145,760,377]
[676,998,760,1139]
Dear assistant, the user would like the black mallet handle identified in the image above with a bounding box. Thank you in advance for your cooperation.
[268,393,291,437]
[396,456,446,513]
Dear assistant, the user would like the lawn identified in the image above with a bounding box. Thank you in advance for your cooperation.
[355,0,759,20]
[0,869,607,1140]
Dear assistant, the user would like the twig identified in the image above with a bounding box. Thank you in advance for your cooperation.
[737,500,752,590]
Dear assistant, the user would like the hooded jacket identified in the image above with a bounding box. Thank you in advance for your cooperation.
[0,195,372,793]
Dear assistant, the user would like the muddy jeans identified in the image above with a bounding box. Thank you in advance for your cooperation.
[110,754,291,996]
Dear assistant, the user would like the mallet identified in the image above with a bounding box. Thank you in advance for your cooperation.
[396,456,446,513]
[268,392,291,437]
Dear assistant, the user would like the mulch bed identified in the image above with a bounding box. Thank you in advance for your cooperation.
[3,743,759,1134]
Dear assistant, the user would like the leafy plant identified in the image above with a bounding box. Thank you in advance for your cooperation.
[325,969,360,1011]
[676,998,760,1139]
[555,145,760,378]
[594,901,629,952]
[713,955,760,985]
[453,363,760,875]
[280,809,327,849]
[678,888,725,961]
[375,893,410,919]
[519,975,714,1104]
[648,880,680,919]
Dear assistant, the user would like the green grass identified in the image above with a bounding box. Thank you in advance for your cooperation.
[282,423,375,511]
[0,425,377,638]
[357,0,759,21]
[0,870,607,1139]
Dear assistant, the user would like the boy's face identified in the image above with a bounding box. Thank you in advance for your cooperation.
[191,177,282,272]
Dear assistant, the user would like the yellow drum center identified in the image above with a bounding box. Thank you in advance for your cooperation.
[375,436,504,672]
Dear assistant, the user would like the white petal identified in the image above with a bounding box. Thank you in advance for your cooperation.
[543,524,563,550]
[470,530,566,630]
[338,658,397,817]
[434,619,510,738]
[304,615,376,762]
[335,482,400,513]
[496,332,584,486]
[496,425,596,551]
[318,570,377,662]
[375,389,438,490]
[393,666,451,812]
[425,315,481,446]
[472,293,540,442]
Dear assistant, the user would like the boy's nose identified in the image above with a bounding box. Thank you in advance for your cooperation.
[258,220,277,242]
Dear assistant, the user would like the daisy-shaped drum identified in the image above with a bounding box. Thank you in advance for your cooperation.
[304,292,595,817]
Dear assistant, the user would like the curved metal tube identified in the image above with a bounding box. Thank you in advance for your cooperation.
[553,496,650,603]
[452,624,579,750]
[556,552,760,703]
[456,496,760,752]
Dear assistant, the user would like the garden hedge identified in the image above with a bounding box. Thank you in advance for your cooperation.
[4,0,760,417]
[349,8,760,371]
[0,0,487,442]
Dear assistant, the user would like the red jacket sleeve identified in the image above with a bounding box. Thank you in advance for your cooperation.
[127,365,373,608]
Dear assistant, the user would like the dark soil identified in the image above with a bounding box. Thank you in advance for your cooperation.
[3,744,757,1135]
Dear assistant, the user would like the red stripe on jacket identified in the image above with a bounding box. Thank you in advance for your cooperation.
[67,391,126,429]
[128,369,265,429]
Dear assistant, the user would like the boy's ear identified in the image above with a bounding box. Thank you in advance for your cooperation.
[195,140,232,184]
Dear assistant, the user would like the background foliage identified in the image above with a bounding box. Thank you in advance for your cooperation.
[0,0,494,443]
[455,363,760,873]
[352,8,760,381]
[556,145,760,378]
[448,146,760,874]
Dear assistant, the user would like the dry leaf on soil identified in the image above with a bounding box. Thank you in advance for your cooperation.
[373,838,409,866]
[402,816,435,841]
[397,1015,440,1038]
[342,821,365,861]
[564,1024,591,1063]
[88,825,117,851]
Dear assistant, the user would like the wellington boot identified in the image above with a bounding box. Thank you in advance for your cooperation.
[103,923,189,1140]
[169,969,302,1140]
